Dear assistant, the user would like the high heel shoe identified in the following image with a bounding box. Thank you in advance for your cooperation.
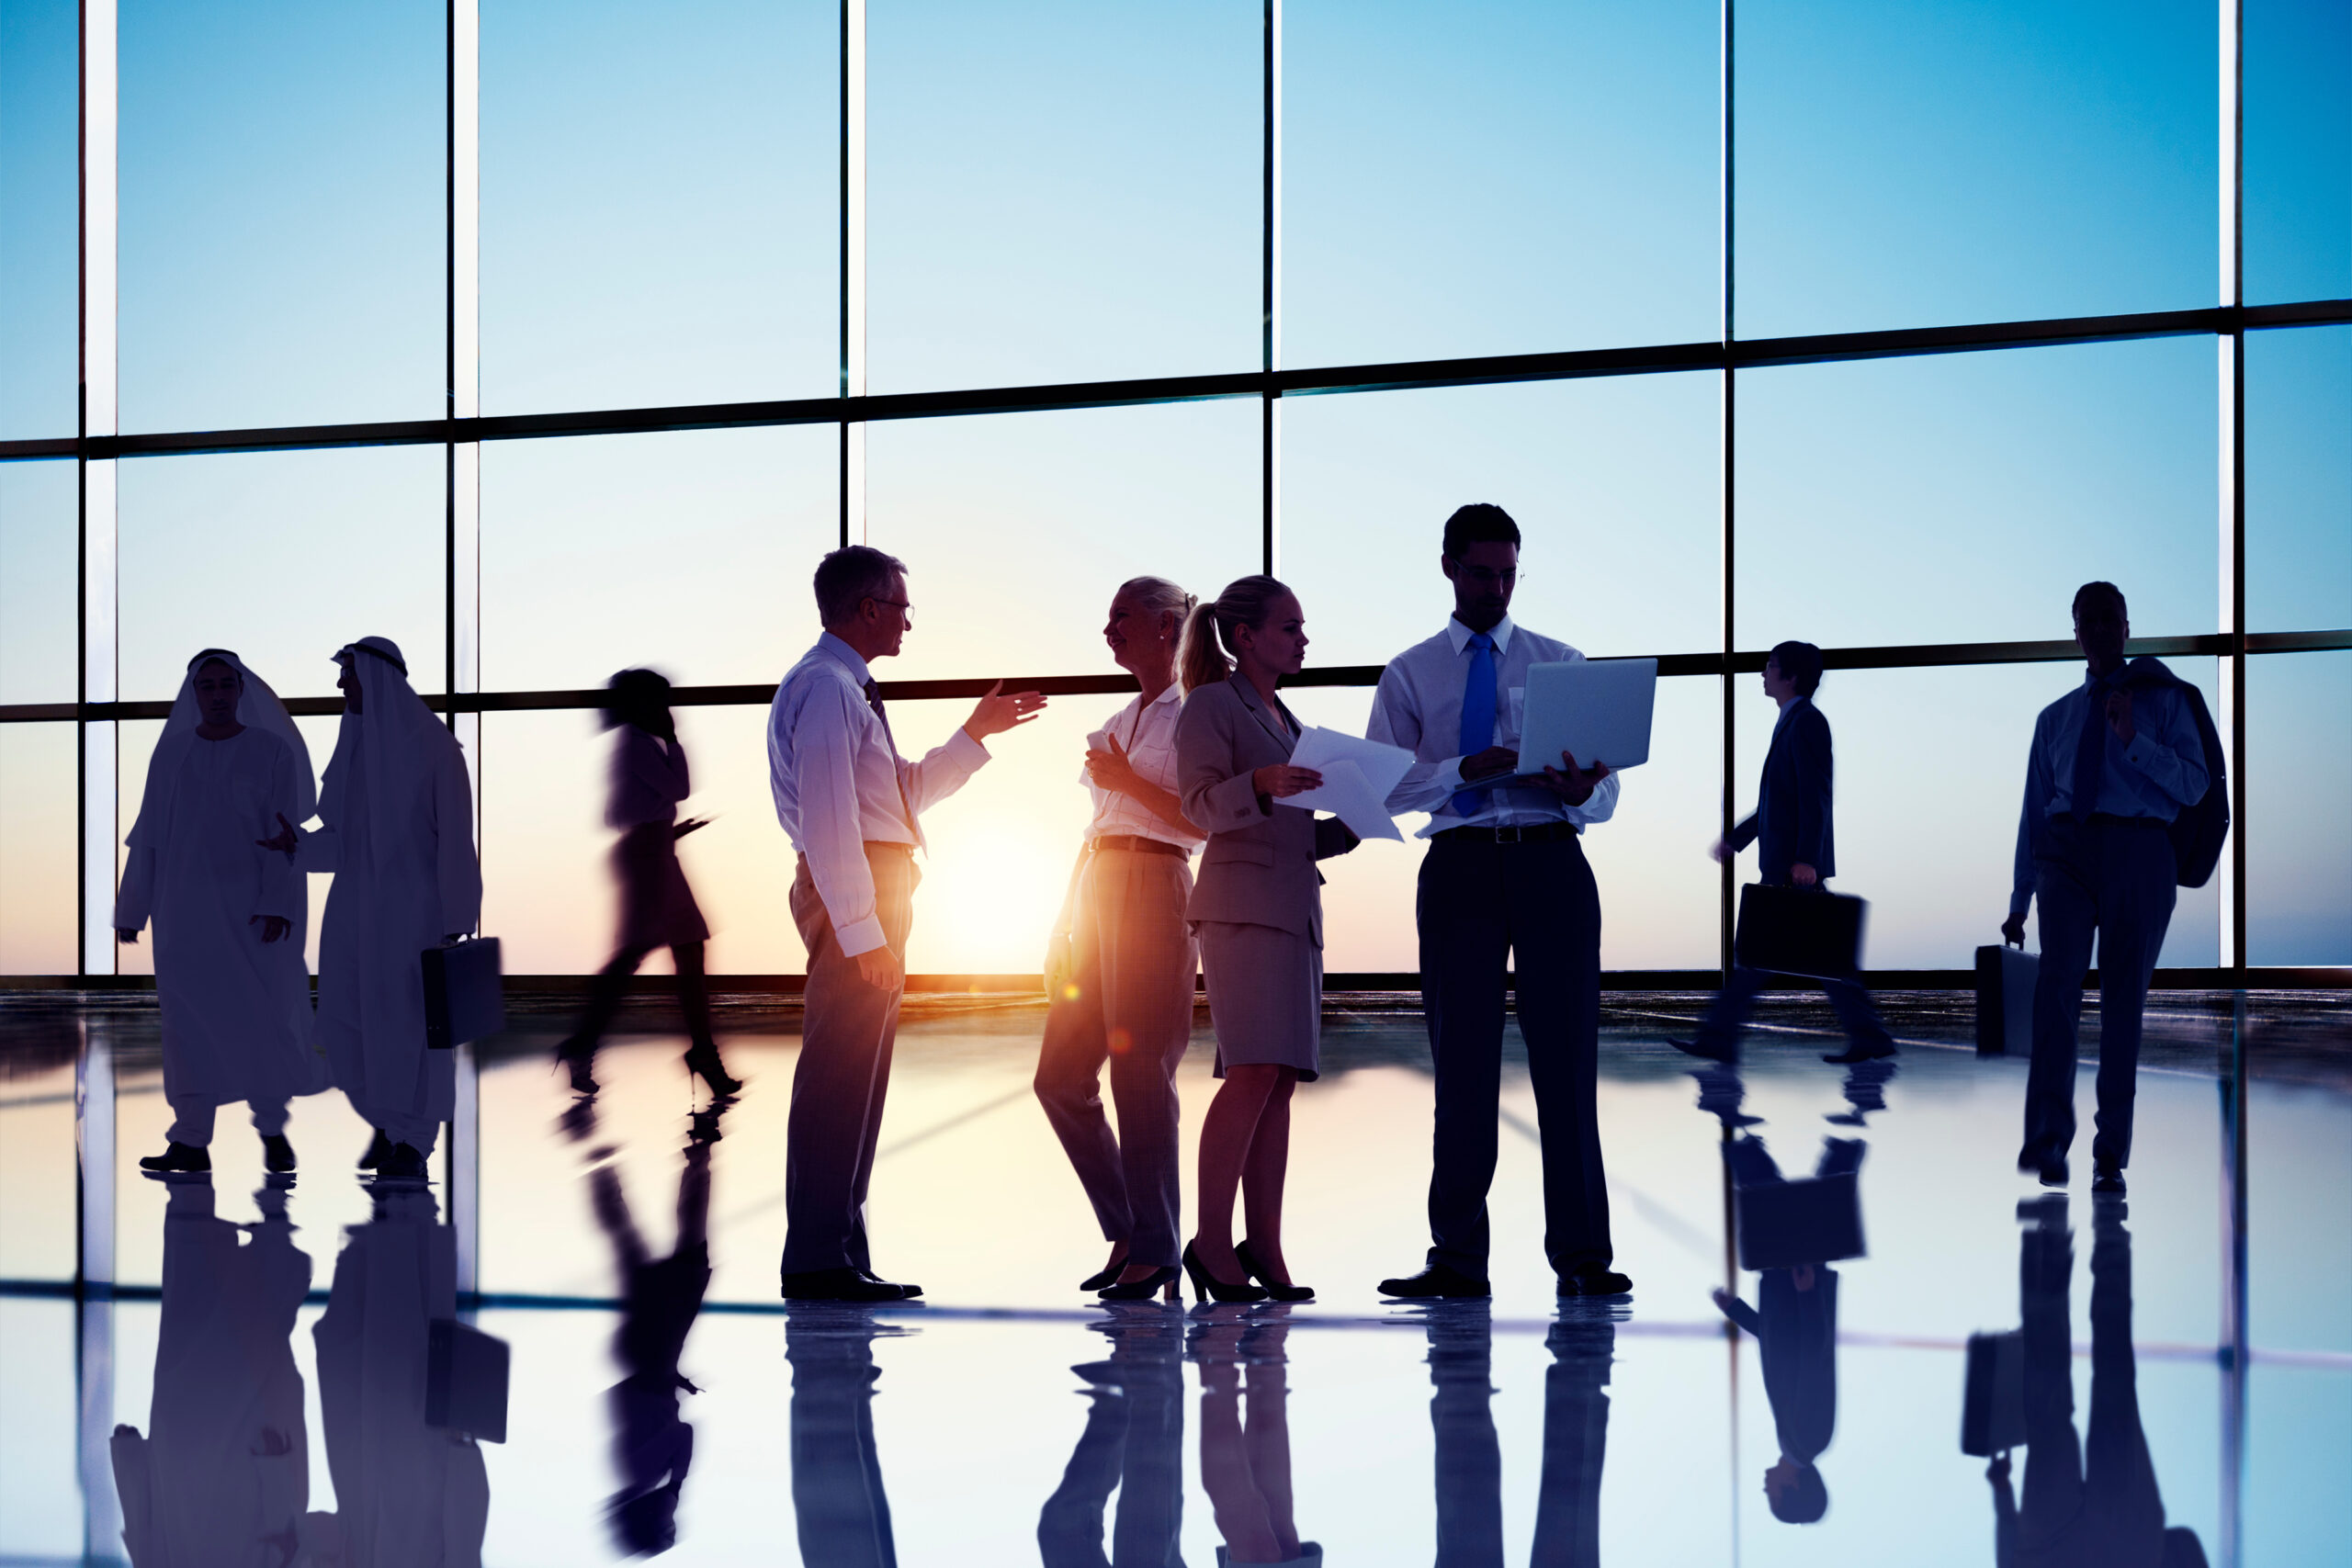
[684,1043,741,1099]
[1098,1264,1182,1302]
[1233,1237,1314,1303]
[1079,1255,1128,1293]
[554,1037,599,1096]
[1182,1242,1269,1304]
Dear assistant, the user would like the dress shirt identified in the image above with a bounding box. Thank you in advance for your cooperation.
[768,633,990,956]
[2008,668,2209,915]
[1367,615,1622,838]
[1079,683,1204,852]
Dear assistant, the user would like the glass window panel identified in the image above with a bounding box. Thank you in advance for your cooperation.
[1736,339,2217,649]
[1282,377,1721,670]
[865,400,1261,682]
[2245,0,2352,304]
[1283,0,1717,367]
[119,0,442,432]
[1772,660,2219,970]
[0,0,78,439]
[117,446,446,703]
[2247,325,2352,634]
[2247,650,2351,965]
[1739,0,2212,336]
[0,460,77,705]
[0,722,75,974]
[0,1302,78,1555]
[481,0,838,412]
[481,705,808,976]
[866,0,1258,390]
[1290,678,1719,975]
[480,425,837,693]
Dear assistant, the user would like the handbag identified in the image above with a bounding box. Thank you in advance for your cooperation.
[1735,1171,1865,1270]
[1733,883,1867,980]
[422,936,505,1051]
[1960,1330,2027,1455]
[1973,944,2038,1057]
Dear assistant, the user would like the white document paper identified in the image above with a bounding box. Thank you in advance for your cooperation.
[1283,727,1413,841]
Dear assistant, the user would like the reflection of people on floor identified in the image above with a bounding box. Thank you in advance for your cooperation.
[1991,1197,2207,1568]
[1713,1134,1863,1525]
[110,1175,311,1564]
[116,649,323,1175]
[1191,1306,1317,1566]
[594,1103,726,1556]
[1412,1299,1615,1566]
[1826,1057,1898,1128]
[1038,1303,1187,1566]
[311,1183,491,1567]
[786,1304,911,1568]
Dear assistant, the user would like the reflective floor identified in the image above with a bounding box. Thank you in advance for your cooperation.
[3,991,2346,1565]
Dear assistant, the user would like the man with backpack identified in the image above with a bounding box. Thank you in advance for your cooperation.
[2004,581,2222,1195]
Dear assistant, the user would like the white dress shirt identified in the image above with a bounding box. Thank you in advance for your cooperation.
[768,633,990,956]
[1080,682,1204,852]
[1367,615,1622,838]
[2009,668,2209,915]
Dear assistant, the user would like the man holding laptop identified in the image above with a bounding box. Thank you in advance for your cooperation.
[1367,503,1634,1301]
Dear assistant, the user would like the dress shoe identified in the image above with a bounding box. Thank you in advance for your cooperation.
[377,1143,430,1182]
[781,1266,911,1303]
[1376,1263,1490,1300]
[684,1043,741,1099]
[1182,1243,1269,1304]
[2090,1163,2127,1195]
[1555,1261,1634,1298]
[858,1269,922,1300]
[1097,1265,1182,1302]
[1233,1238,1314,1303]
[356,1128,392,1170]
[2018,1147,2068,1190]
[1668,1036,1736,1064]
[138,1142,209,1174]
[1822,1037,1898,1065]
[261,1134,297,1174]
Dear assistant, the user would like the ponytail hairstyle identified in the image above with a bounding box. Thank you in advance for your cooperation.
[1180,574,1295,694]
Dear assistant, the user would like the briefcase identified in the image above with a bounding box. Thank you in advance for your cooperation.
[1735,1172,1865,1270]
[1733,884,1866,980]
[1974,944,2038,1057]
[425,1318,510,1443]
[1960,1330,2026,1455]
[422,937,504,1051]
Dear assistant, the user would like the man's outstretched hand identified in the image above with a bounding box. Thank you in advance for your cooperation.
[2001,911,2028,948]
[964,681,1046,741]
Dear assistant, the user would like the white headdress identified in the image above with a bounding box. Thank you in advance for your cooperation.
[126,649,315,850]
[317,637,463,873]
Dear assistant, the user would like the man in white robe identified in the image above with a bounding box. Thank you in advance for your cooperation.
[116,649,323,1174]
[290,637,481,1182]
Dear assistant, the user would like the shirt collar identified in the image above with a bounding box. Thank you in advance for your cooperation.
[1145,681,1182,709]
[1446,615,1516,655]
[815,632,873,687]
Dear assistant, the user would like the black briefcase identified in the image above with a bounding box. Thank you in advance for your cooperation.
[1735,1173,1865,1270]
[1974,944,2038,1057]
[425,1318,510,1443]
[1960,1330,2026,1455]
[1733,884,1866,980]
[422,937,505,1051]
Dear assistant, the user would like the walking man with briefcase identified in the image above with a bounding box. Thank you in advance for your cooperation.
[1675,640,1896,1066]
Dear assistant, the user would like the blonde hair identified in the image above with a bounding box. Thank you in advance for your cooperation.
[1180,575,1295,694]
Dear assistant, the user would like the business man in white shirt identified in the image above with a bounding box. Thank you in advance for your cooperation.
[769,545,1046,1301]
[1367,504,1631,1301]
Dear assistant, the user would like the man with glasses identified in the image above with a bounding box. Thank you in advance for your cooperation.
[1368,504,1631,1302]
[766,545,1046,1300]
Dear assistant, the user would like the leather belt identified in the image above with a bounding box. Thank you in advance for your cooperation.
[1433,822,1581,844]
[862,840,917,856]
[2083,814,2167,829]
[1090,834,1190,860]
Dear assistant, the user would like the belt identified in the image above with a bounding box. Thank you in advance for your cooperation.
[1090,834,1190,860]
[1433,821,1581,845]
[862,840,917,856]
[2083,814,2168,830]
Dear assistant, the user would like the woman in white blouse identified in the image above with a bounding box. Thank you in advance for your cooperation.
[1036,577,1207,1301]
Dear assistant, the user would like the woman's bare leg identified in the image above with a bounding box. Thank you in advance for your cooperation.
[1191,1066,1283,1281]
[1238,1072,1297,1282]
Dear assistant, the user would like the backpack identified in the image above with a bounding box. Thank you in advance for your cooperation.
[2120,657,2229,888]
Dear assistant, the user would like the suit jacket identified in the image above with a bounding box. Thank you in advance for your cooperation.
[1729,697,1836,885]
[1174,674,1359,940]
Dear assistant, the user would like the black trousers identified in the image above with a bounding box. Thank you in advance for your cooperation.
[786,1308,898,1568]
[1419,835,1611,1275]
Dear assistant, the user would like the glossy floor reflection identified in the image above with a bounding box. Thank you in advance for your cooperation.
[2,992,2347,1564]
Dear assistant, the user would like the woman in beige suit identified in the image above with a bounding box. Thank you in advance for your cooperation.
[1174,576,1359,1303]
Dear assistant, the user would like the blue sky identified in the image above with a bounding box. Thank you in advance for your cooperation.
[1,0,2346,971]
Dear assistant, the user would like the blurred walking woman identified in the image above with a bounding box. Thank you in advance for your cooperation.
[557,670,740,1099]
[1173,577,1359,1303]
[1036,577,1207,1303]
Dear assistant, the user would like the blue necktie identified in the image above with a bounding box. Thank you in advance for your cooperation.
[2071,676,2110,822]
[1453,633,1498,819]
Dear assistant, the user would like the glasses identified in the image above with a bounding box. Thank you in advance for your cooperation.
[867,597,912,615]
